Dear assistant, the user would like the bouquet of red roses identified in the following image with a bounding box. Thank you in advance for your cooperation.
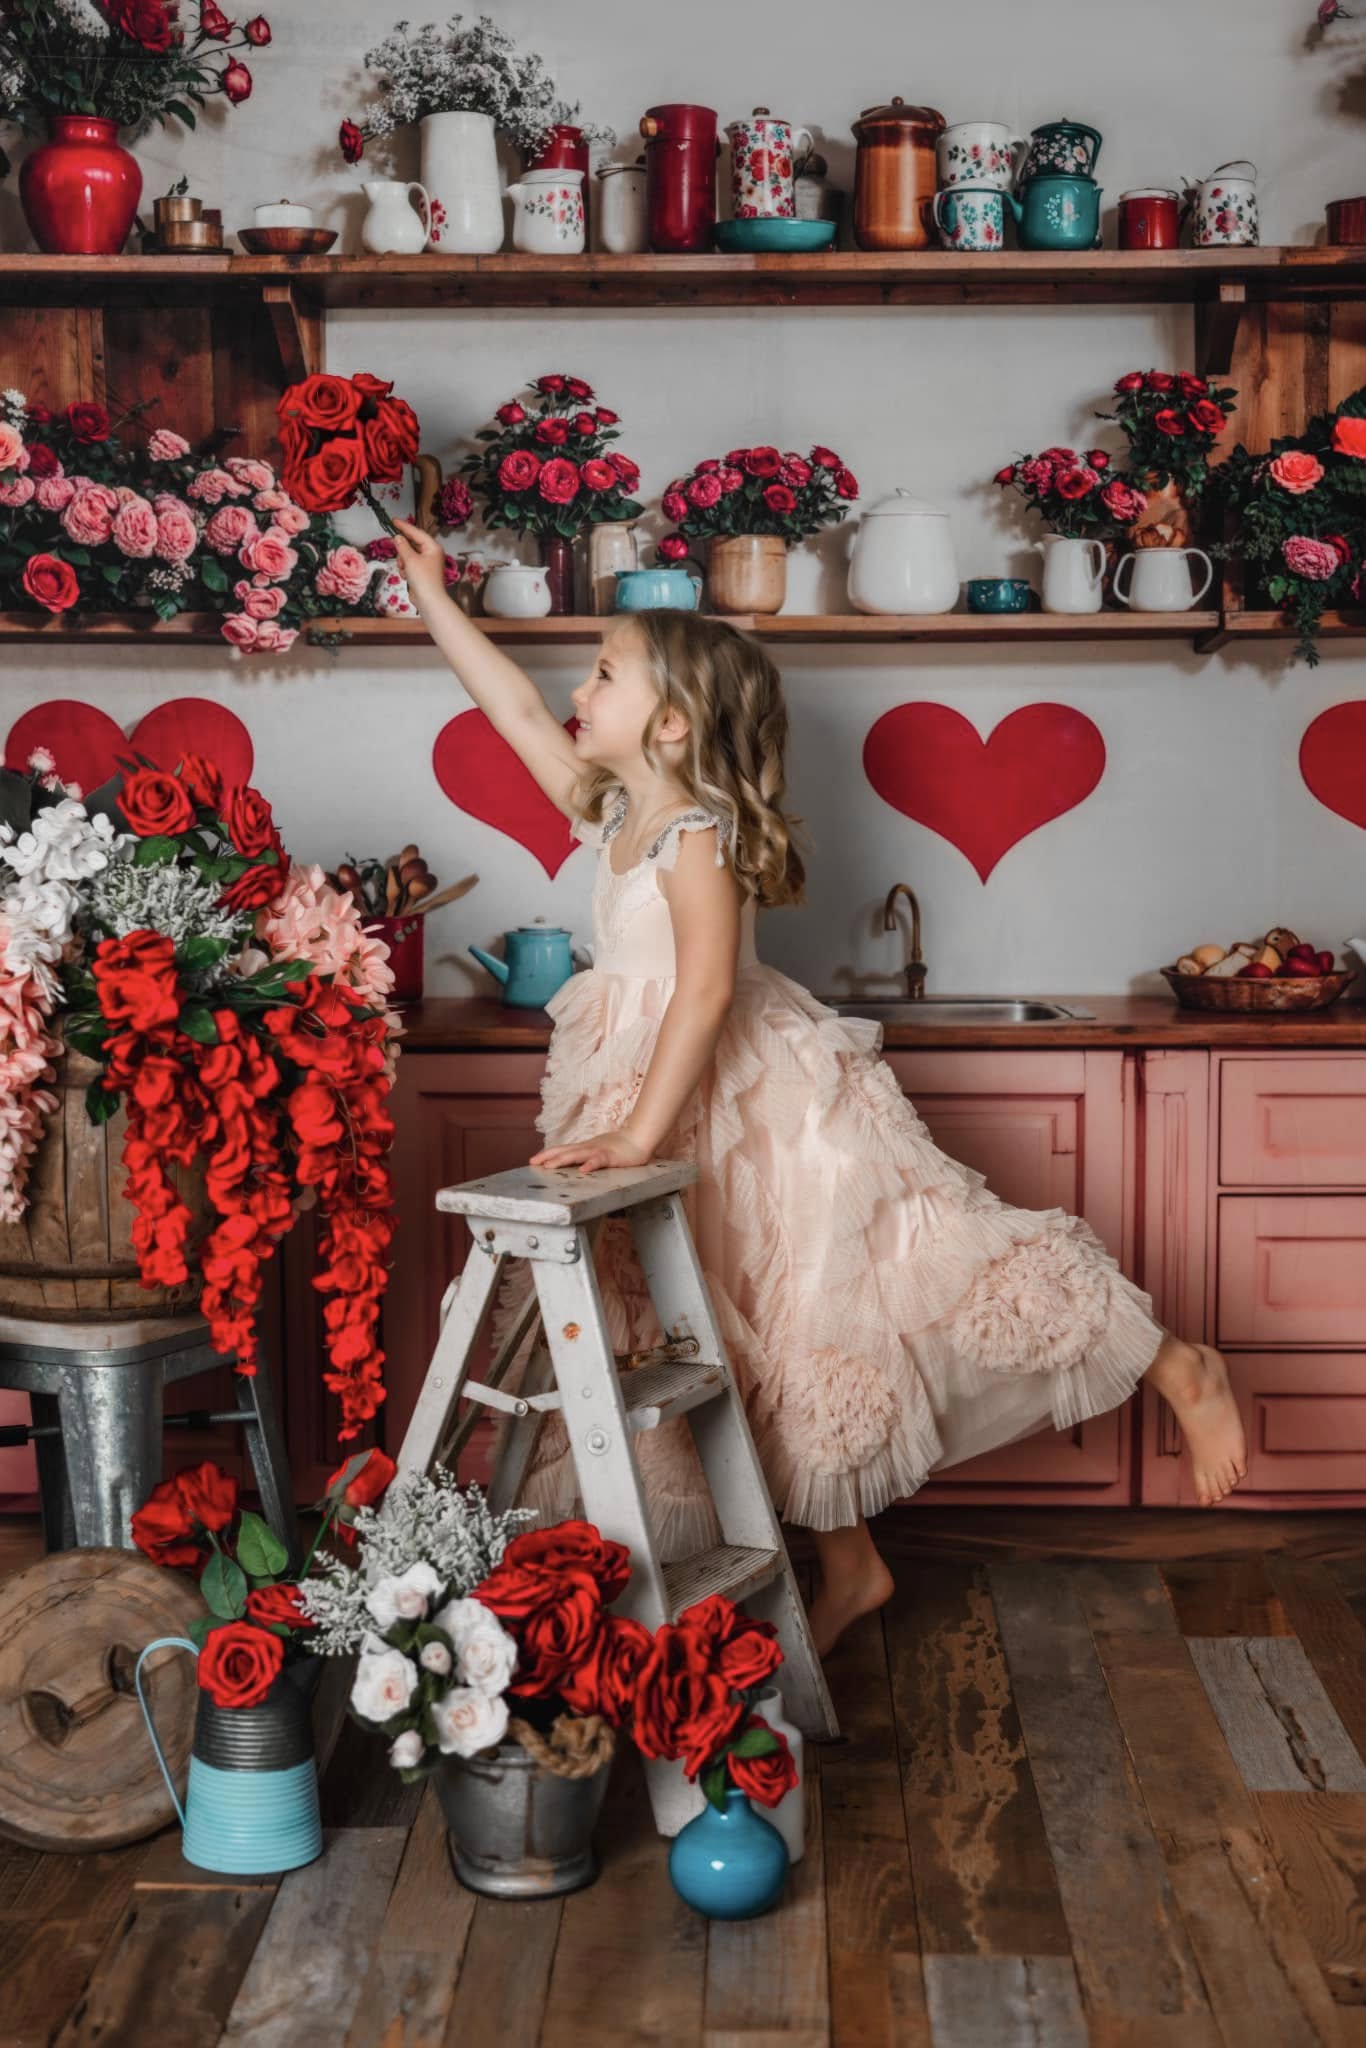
[660,444,858,554]
[276,373,420,537]
[460,374,643,542]
[993,445,1144,541]
[1093,369,1237,501]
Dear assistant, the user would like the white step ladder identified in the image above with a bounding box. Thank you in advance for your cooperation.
[397,1158,839,1835]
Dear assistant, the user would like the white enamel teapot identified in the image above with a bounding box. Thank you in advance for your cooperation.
[848,489,959,615]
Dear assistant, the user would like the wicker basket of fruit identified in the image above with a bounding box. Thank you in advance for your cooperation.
[1162,929,1357,1012]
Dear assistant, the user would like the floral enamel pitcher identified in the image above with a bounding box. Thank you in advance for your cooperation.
[726,107,814,219]
[1183,160,1258,246]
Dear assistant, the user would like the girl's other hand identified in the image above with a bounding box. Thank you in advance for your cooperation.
[529,1127,655,1175]
[393,517,447,604]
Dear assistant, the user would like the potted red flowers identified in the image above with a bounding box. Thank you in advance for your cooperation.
[1093,369,1238,547]
[460,374,643,612]
[660,444,858,615]
[276,371,420,541]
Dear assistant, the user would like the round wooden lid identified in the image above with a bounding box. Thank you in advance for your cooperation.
[0,1548,205,1851]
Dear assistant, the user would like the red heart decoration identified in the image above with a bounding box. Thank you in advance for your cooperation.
[433,710,583,879]
[1300,701,1366,830]
[4,698,254,793]
[864,702,1107,883]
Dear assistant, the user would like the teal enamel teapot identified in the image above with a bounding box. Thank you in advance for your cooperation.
[469,919,589,1007]
[1006,172,1102,251]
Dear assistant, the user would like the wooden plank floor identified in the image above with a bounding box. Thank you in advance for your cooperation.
[5,1507,1366,2047]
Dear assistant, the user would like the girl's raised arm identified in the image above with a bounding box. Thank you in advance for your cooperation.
[394,518,582,816]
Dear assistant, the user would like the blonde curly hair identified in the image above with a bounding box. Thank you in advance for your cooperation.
[573,610,806,908]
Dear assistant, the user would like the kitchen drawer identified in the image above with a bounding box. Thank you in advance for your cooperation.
[1217,1195,1366,1346]
[1226,1351,1366,1494]
[1220,1057,1366,1187]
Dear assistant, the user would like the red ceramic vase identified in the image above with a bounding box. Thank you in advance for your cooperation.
[20,115,142,256]
[539,533,575,614]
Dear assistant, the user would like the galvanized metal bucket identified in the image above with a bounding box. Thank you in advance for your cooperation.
[435,1738,612,1898]
[135,1636,323,1874]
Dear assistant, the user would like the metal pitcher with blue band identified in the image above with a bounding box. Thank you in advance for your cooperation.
[136,1636,322,1874]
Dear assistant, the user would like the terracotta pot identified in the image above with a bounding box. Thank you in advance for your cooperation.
[708,534,787,615]
[20,115,142,256]
[1128,477,1192,550]
[538,533,576,614]
[852,97,946,251]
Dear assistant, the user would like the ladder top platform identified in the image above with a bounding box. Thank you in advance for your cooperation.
[434,1159,699,1225]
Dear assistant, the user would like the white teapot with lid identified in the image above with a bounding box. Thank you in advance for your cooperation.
[848,489,959,615]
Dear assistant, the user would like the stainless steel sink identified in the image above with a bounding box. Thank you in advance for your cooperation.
[828,997,1096,1025]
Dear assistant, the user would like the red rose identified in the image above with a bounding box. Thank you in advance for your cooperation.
[177,752,222,810]
[536,417,569,446]
[504,1519,631,1601]
[571,412,597,437]
[1085,449,1111,470]
[696,459,720,474]
[727,1720,799,1806]
[474,1557,558,1623]
[498,449,541,493]
[835,469,859,499]
[780,455,812,487]
[564,377,594,401]
[536,375,566,396]
[244,14,271,43]
[1333,416,1366,459]
[743,446,782,478]
[282,373,361,436]
[1177,372,1209,399]
[810,445,842,468]
[1327,531,1353,565]
[131,1476,201,1568]
[363,396,420,481]
[198,1621,284,1709]
[1146,371,1175,391]
[339,119,365,164]
[202,1,232,36]
[608,452,639,485]
[21,553,79,613]
[108,0,172,52]
[581,458,617,492]
[687,472,722,509]
[246,1583,314,1628]
[537,457,580,504]
[994,464,1017,485]
[633,1622,745,1773]
[658,534,689,562]
[219,860,287,912]
[324,1446,395,1540]
[558,1613,653,1724]
[508,1573,604,1696]
[1187,400,1226,434]
[1114,372,1146,393]
[25,444,58,479]
[496,402,527,426]
[594,407,619,426]
[1154,408,1185,437]
[66,400,111,443]
[93,931,180,1033]
[176,1459,238,1533]
[223,60,252,104]
[661,489,688,522]
[763,482,797,515]
[120,766,196,837]
[224,783,280,858]
[1055,466,1097,500]
[296,437,366,512]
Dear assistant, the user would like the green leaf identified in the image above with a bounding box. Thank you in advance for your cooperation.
[84,1079,116,1124]
[132,834,179,867]
[235,1509,289,1580]
[179,933,232,971]
[201,1551,248,1620]
[177,1004,220,1045]
[166,100,197,129]
[730,1724,779,1760]
[0,767,32,839]
[702,1763,728,1813]
[199,556,229,593]
[186,1615,214,1649]
[61,545,91,566]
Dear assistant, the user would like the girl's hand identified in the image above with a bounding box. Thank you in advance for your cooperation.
[529,1127,655,1175]
[393,517,448,605]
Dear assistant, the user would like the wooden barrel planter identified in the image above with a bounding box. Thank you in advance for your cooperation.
[0,1036,211,1322]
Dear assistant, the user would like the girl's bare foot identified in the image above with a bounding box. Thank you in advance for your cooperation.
[807,1518,895,1657]
[1145,1336,1248,1506]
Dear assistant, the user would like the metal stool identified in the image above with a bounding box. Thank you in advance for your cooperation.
[0,1313,297,1564]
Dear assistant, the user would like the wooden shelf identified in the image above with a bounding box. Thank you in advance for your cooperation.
[0,609,1223,649]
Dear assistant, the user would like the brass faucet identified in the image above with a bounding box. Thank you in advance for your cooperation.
[883,882,926,999]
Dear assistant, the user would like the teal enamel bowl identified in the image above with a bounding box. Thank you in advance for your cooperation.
[966,577,1032,613]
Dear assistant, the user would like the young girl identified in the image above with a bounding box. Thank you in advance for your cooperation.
[395,520,1248,1657]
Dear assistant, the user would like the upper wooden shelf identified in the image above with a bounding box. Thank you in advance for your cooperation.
[3,247,1364,312]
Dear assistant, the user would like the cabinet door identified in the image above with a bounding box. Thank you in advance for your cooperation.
[1219,1351,1366,1503]
[1217,1195,1366,1348]
[882,1049,1134,1501]
[1220,1056,1366,1187]
[383,1051,548,1455]
[1137,1050,1211,1505]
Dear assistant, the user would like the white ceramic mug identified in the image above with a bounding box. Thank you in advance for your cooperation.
[253,200,315,229]
[1033,534,1106,614]
[1113,547,1213,612]
[937,121,1028,192]
[483,565,552,618]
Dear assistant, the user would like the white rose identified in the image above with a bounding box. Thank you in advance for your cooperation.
[350,1643,419,1725]
[419,1641,453,1675]
[429,1686,509,1759]
[389,1729,425,1770]
[456,1622,518,1698]
[432,1596,495,1646]
[365,1561,444,1632]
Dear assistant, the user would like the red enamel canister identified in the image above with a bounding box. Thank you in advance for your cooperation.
[639,103,718,253]
[1118,188,1180,250]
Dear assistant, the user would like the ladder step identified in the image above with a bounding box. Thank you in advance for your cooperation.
[662,1542,783,1620]
[622,1357,727,1431]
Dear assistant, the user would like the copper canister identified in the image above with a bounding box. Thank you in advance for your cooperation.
[852,97,946,250]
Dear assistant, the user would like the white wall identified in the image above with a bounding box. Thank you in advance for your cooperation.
[4,0,1366,998]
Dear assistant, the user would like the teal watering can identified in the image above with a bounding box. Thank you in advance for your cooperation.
[136,1636,322,1875]
[469,923,586,1007]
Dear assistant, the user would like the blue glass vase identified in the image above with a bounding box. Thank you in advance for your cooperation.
[667,1786,789,1919]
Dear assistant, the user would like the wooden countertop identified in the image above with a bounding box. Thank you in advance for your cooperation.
[395,992,1366,1052]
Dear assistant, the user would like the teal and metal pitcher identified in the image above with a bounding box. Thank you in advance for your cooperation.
[136,1637,322,1874]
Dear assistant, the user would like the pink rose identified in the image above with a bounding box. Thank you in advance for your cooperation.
[36,475,76,512]
[271,501,310,536]
[1281,534,1340,581]
[62,484,118,546]
[253,618,296,651]
[240,527,298,580]
[0,422,26,471]
[148,430,191,462]
[1019,456,1055,494]
[111,496,159,558]
[687,472,723,509]
[1101,478,1148,523]
[0,477,35,507]
[314,544,371,604]
[205,504,259,554]
[253,488,292,513]
[717,465,744,493]
[221,614,261,650]
[225,457,275,491]
[155,503,198,561]
[233,579,287,619]
[661,490,688,522]
[188,467,247,506]
[1269,451,1324,495]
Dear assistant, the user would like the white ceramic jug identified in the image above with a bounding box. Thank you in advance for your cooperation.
[361,179,431,255]
[419,110,503,253]
[483,565,552,618]
[506,168,586,254]
[848,490,959,615]
[1113,546,1213,612]
[1033,534,1106,614]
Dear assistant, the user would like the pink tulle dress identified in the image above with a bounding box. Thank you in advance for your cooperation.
[489,786,1166,1557]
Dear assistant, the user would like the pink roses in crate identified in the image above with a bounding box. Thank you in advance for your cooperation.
[0,393,384,654]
